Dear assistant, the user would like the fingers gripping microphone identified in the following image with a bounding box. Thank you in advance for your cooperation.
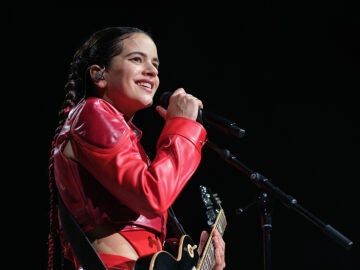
[158,91,245,139]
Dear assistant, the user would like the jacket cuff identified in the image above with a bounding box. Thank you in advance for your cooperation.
[159,117,207,152]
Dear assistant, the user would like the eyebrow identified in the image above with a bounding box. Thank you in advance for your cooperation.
[125,51,160,65]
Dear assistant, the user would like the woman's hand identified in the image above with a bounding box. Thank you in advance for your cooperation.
[155,88,203,121]
[197,229,226,270]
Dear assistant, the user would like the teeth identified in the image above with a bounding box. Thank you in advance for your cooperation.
[138,82,151,88]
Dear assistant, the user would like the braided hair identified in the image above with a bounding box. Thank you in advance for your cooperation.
[47,26,148,270]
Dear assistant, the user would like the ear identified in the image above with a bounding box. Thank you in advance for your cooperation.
[90,65,107,87]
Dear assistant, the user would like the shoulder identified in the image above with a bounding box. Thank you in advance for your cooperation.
[70,98,129,148]
[80,97,119,116]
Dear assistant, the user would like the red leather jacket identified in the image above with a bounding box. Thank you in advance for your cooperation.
[53,97,207,242]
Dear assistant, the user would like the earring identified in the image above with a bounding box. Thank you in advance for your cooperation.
[95,71,104,80]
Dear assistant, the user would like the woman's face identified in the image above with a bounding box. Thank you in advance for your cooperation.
[102,32,160,119]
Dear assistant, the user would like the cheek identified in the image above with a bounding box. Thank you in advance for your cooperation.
[113,63,135,78]
[155,77,160,89]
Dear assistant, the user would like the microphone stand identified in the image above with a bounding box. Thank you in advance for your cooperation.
[259,192,272,270]
[205,139,354,270]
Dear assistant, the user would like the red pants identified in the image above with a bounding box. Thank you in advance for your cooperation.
[98,230,162,270]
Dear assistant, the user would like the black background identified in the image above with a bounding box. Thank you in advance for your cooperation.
[9,1,360,269]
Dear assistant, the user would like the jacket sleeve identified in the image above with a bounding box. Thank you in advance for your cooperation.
[70,99,207,218]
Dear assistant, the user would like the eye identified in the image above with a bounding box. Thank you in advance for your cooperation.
[131,56,142,63]
[152,62,159,70]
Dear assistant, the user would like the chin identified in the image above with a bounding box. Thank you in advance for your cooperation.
[144,101,153,108]
[142,96,154,107]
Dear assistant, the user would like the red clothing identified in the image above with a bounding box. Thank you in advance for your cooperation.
[53,97,207,269]
[98,230,163,269]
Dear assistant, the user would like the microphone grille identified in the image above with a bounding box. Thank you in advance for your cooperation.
[158,91,172,108]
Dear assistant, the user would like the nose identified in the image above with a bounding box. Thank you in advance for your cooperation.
[144,62,158,77]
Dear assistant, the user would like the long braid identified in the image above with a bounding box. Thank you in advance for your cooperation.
[47,60,88,270]
[47,33,100,269]
[47,46,111,269]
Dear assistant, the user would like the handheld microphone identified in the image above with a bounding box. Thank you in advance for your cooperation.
[158,91,245,139]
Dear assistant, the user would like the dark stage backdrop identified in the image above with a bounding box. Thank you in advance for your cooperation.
[9,2,359,270]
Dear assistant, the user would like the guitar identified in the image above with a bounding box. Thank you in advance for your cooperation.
[196,185,227,270]
[133,185,226,270]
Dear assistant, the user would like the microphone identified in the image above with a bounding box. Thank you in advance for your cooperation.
[158,91,245,139]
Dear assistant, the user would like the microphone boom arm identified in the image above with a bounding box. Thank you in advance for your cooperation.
[205,139,354,250]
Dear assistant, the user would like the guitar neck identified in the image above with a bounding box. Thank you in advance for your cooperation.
[197,209,227,270]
